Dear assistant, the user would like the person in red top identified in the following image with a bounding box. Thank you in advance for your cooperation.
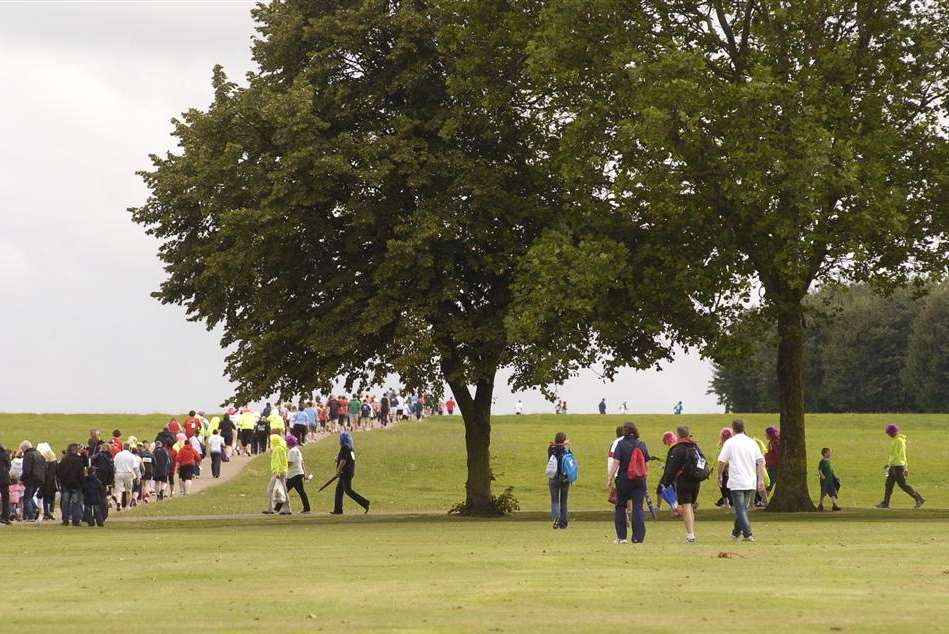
[182,411,201,439]
[174,439,199,496]
[109,430,123,457]
[446,397,455,415]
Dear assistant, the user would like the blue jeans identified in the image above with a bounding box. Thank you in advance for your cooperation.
[61,489,83,526]
[548,479,570,527]
[729,489,754,537]
[23,482,40,520]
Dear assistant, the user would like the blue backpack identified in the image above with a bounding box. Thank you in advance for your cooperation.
[560,449,578,483]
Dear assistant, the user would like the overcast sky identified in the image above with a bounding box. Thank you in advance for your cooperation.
[0,1,722,415]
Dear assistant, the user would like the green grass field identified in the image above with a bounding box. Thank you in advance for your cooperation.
[2,412,948,633]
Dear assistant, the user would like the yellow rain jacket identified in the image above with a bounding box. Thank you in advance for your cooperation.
[270,434,288,475]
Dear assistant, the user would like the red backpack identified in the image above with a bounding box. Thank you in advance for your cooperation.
[626,442,648,480]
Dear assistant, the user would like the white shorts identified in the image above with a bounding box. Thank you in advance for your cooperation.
[114,472,135,496]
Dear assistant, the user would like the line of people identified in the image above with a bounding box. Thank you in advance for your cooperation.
[545,420,925,545]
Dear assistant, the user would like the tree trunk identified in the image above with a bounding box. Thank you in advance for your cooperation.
[449,378,500,516]
[768,301,816,512]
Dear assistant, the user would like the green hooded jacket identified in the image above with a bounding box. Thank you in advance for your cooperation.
[887,434,908,468]
[270,434,288,475]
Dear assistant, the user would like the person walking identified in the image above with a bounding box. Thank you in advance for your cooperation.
[264,433,291,515]
[19,441,46,521]
[113,445,138,510]
[764,426,780,493]
[253,415,270,456]
[38,443,58,520]
[174,439,199,496]
[607,422,650,544]
[598,398,607,415]
[0,443,11,524]
[716,420,766,542]
[81,467,107,527]
[714,427,733,508]
[285,435,310,514]
[220,412,237,459]
[208,428,225,479]
[658,426,707,543]
[152,441,171,500]
[547,432,571,529]
[56,444,85,527]
[332,432,370,515]
[876,424,925,509]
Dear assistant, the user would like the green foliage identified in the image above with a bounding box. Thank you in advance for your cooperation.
[710,284,948,412]
[904,284,949,411]
[448,486,520,516]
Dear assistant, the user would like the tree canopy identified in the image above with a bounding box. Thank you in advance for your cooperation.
[525,0,948,509]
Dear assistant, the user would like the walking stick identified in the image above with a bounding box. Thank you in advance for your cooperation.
[318,474,339,492]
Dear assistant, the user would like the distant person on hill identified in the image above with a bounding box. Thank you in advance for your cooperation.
[659,426,708,543]
[332,431,370,515]
[547,432,571,529]
[516,399,524,415]
[619,401,628,415]
[764,426,781,493]
[607,422,650,544]
[0,443,11,524]
[598,398,607,415]
[285,435,310,514]
[714,427,733,508]
[673,401,683,415]
[817,447,841,512]
[717,420,765,542]
[56,443,85,526]
[445,397,455,416]
[876,424,925,509]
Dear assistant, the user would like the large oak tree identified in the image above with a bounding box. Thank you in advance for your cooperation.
[528,0,948,509]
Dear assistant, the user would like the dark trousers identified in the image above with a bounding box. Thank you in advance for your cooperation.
[334,473,369,513]
[84,504,105,526]
[883,466,921,504]
[287,475,310,512]
[1,482,9,521]
[42,493,55,517]
[613,481,646,542]
[252,433,268,455]
[548,478,570,527]
[293,425,308,444]
[211,452,222,478]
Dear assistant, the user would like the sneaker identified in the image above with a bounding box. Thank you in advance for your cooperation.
[832,506,841,512]
[730,534,740,543]
[914,497,926,509]
[875,502,889,509]
[614,539,628,544]
[743,535,755,543]
[685,536,696,544]
[261,511,274,515]
[552,521,560,530]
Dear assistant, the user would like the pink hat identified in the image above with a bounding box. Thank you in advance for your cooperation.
[885,424,899,436]
[661,431,676,446]
[285,435,298,448]
[226,408,237,415]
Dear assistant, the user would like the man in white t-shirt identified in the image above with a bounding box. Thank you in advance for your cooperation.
[113,446,139,510]
[207,429,226,478]
[515,400,524,415]
[717,419,766,542]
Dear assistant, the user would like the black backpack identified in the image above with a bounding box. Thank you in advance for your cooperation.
[683,444,711,482]
[255,420,269,434]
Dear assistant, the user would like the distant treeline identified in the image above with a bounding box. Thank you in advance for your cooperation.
[709,283,949,413]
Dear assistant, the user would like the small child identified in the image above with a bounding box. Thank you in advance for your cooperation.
[8,480,25,521]
[817,447,841,511]
[81,467,107,527]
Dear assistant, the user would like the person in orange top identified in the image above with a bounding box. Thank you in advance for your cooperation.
[183,411,201,439]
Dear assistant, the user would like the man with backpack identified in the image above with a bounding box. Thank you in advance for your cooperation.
[607,422,651,544]
[658,426,709,544]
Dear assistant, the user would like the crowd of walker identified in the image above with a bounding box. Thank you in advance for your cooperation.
[0,396,928,538]
[547,420,926,544]
[0,390,449,526]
